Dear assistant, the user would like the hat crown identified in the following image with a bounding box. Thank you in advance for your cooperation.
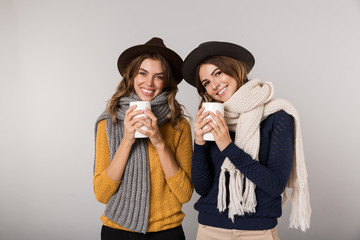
[145,37,166,47]
[198,41,221,48]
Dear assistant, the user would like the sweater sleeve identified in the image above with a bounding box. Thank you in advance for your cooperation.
[191,142,214,197]
[165,118,194,204]
[93,120,121,204]
[222,111,294,197]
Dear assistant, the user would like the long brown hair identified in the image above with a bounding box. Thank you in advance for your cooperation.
[107,53,186,128]
[195,56,249,106]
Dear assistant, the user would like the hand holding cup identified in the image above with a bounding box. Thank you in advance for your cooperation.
[202,102,224,141]
[129,101,151,138]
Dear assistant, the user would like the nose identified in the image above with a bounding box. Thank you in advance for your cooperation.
[211,78,220,90]
[144,75,155,86]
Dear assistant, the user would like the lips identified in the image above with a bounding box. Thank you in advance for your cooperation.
[141,88,155,95]
[217,86,227,96]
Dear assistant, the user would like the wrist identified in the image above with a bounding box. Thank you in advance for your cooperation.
[219,140,232,152]
[121,138,134,148]
[195,139,206,146]
[195,135,206,145]
[154,139,166,151]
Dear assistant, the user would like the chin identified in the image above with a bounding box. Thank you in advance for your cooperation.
[140,96,153,101]
[141,94,160,101]
[214,95,229,103]
[223,96,231,102]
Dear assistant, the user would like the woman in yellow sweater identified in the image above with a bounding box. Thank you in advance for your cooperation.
[93,37,193,240]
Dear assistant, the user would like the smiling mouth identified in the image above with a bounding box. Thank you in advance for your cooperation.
[217,86,227,96]
[141,88,155,95]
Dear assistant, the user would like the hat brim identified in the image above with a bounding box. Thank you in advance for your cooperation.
[118,44,183,84]
[182,41,255,87]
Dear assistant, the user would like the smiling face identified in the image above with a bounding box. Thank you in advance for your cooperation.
[133,58,165,101]
[198,63,239,103]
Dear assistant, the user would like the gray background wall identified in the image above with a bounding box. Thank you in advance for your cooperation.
[1,0,360,239]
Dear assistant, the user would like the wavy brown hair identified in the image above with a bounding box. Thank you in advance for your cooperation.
[195,56,249,107]
[107,53,186,128]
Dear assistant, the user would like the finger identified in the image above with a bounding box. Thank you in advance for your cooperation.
[215,110,227,127]
[136,127,150,136]
[125,105,137,115]
[144,108,155,117]
[209,112,224,128]
[144,108,158,125]
[210,129,218,138]
[129,115,146,125]
[208,121,220,133]
[201,124,213,134]
[126,110,144,122]
[138,118,151,128]
[127,121,144,132]
[199,117,212,129]
[199,111,211,122]
[196,107,205,118]
[132,122,144,130]
[131,110,145,118]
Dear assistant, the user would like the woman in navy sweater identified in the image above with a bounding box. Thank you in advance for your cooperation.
[182,41,310,240]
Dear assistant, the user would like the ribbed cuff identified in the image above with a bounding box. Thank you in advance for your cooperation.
[221,142,242,159]
[166,167,183,183]
[103,169,121,186]
[194,142,208,151]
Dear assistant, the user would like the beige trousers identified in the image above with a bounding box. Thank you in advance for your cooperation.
[196,224,280,240]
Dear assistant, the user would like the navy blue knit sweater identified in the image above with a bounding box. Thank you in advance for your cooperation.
[191,110,294,230]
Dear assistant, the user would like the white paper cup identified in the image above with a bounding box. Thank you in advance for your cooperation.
[202,102,224,141]
[130,101,151,138]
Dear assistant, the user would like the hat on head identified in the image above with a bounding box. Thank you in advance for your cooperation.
[117,37,183,84]
[182,41,255,87]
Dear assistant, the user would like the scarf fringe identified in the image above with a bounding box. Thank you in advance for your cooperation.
[217,168,227,213]
[288,184,311,231]
[244,182,257,213]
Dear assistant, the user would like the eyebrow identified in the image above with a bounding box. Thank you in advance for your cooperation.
[211,68,219,76]
[201,68,220,84]
[139,68,164,75]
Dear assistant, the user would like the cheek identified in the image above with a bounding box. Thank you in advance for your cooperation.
[205,87,215,97]
[227,78,238,90]
[155,81,165,91]
[233,81,240,91]
[134,77,142,88]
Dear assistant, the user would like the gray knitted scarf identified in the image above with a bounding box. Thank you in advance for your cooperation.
[94,92,171,233]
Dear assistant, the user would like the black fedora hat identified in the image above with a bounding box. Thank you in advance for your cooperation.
[182,41,255,87]
[117,37,183,84]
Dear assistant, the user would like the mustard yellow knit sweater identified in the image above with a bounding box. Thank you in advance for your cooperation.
[93,117,193,232]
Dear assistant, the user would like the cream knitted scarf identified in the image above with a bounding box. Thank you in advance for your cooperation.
[218,79,311,231]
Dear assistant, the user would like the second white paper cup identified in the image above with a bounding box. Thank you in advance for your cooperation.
[130,101,151,138]
[202,102,224,141]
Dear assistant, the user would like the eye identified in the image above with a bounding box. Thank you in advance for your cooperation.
[139,71,146,76]
[202,81,210,87]
[215,71,222,77]
[155,75,164,80]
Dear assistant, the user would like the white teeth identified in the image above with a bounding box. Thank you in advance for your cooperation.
[218,87,226,95]
[142,89,154,94]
